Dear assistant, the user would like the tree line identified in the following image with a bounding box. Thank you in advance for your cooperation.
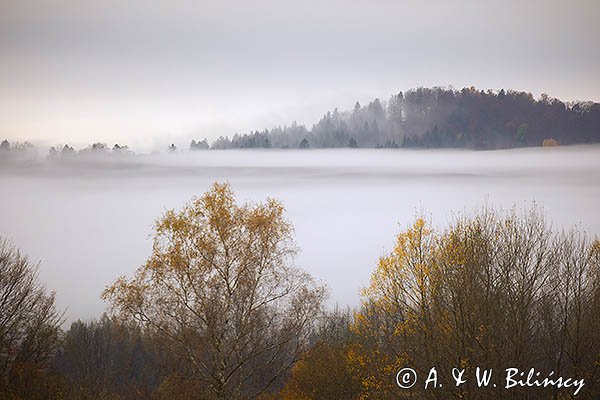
[0,140,135,163]
[205,87,600,150]
[3,87,599,158]
[1,184,600,399]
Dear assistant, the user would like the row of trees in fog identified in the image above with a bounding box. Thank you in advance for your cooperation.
[2,184,600,399]
[0,140,135,162]
[2,87,600,158]
[209,87,600,150]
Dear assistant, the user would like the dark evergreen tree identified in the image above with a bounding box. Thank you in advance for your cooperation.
[299,138,310,149]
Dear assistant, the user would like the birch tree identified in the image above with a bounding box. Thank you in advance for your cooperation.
[103,183,326,400]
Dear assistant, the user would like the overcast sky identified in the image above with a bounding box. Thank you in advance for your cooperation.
[1,0,598,151]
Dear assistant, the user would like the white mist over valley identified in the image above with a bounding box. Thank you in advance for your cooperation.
[2,145,599,323]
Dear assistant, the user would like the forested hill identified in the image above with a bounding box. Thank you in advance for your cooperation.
[210,87,600,150]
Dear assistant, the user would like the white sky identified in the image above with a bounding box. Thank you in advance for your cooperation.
[1,0,599,151]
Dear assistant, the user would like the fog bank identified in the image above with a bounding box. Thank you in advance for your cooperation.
[1,146,599,323]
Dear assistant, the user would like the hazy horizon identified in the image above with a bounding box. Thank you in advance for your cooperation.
[1,0,599,151]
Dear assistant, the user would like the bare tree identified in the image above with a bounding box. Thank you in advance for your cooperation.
[55,315,162,400]
[0,239,63,391]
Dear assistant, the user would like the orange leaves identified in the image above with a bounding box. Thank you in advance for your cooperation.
[363,217,437,313]
[281,342,360,400]
[102,182,325,400]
